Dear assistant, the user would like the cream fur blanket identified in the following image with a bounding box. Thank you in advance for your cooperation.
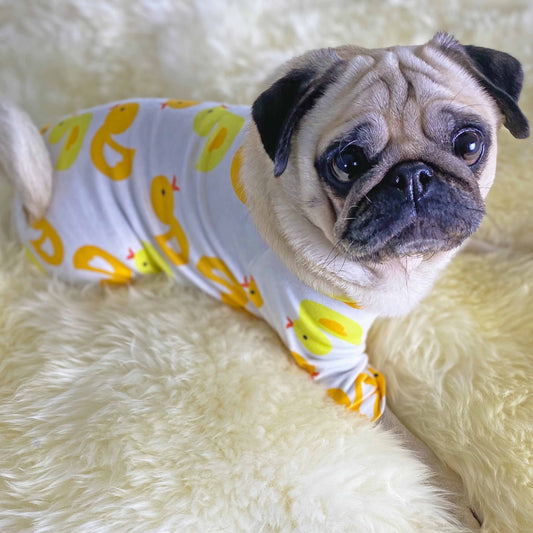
[1,1,532,532]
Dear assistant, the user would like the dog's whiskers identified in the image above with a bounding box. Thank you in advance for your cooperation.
[317,240,346,277]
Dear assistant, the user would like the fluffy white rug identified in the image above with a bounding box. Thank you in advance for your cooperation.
[1,1,532,532]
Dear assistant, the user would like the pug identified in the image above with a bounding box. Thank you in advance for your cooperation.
[0,32,529,529]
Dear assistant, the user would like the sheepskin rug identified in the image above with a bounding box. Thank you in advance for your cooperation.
[1,1,532,532]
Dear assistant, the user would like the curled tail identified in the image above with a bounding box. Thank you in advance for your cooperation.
[0,100,52,221]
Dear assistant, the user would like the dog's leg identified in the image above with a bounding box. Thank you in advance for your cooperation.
[380,408,482,530]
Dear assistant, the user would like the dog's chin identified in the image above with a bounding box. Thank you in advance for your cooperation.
[338,221,472,264]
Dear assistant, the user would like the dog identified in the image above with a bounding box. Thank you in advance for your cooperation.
[0,32,529,528]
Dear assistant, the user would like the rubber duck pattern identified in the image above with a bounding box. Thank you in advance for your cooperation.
[90,102,139,181]
[48,113,92,170]
[12,98,385,421]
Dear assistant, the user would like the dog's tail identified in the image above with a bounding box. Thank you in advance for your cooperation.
[0,100,53,221]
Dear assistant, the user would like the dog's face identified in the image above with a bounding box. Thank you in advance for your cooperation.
[244,33,529,314]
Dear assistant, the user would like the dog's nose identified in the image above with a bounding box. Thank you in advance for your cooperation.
[383,161,433,203]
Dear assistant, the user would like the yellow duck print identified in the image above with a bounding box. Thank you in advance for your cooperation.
[327,366,386,421]
[193,105,245,172]
[48,113,92,170]
[24,246,47,274]
[290,351,317,377]
[160,99,199,109]
[286,300,363,356]
[230,146,246,203]
[344,301,362,309]
[151,175,189,266]
[73,245,133,285]
[29,218,64,267]
[197,256,248,308]
[241,275,263,308]
[196,258,265,311]
[90,102,139,180]
[127,241,172,276]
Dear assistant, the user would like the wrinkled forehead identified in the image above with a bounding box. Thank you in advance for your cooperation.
[312,44,499,154]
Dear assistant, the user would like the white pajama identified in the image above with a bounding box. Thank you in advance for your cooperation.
[14,98,386,421]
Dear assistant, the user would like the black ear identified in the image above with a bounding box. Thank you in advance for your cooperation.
[461,44,529,138]
[252,55,346,177]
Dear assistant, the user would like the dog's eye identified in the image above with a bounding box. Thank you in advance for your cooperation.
[331,145,369,182]
[453,129,484,166]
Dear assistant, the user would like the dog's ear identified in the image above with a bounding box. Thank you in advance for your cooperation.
[462,44,529,139]
[433,33,529,139]
[252,50,346,177]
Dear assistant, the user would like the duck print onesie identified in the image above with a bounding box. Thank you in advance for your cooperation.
[13,98,386,421]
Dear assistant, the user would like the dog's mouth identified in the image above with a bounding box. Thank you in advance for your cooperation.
[340,222,469,263]
[338,181,486,263]
[348,220,467,262]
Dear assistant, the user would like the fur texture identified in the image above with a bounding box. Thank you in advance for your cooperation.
[0,101,52,221]
[0,1,532,532]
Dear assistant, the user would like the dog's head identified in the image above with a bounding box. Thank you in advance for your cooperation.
[245,33,529,314]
